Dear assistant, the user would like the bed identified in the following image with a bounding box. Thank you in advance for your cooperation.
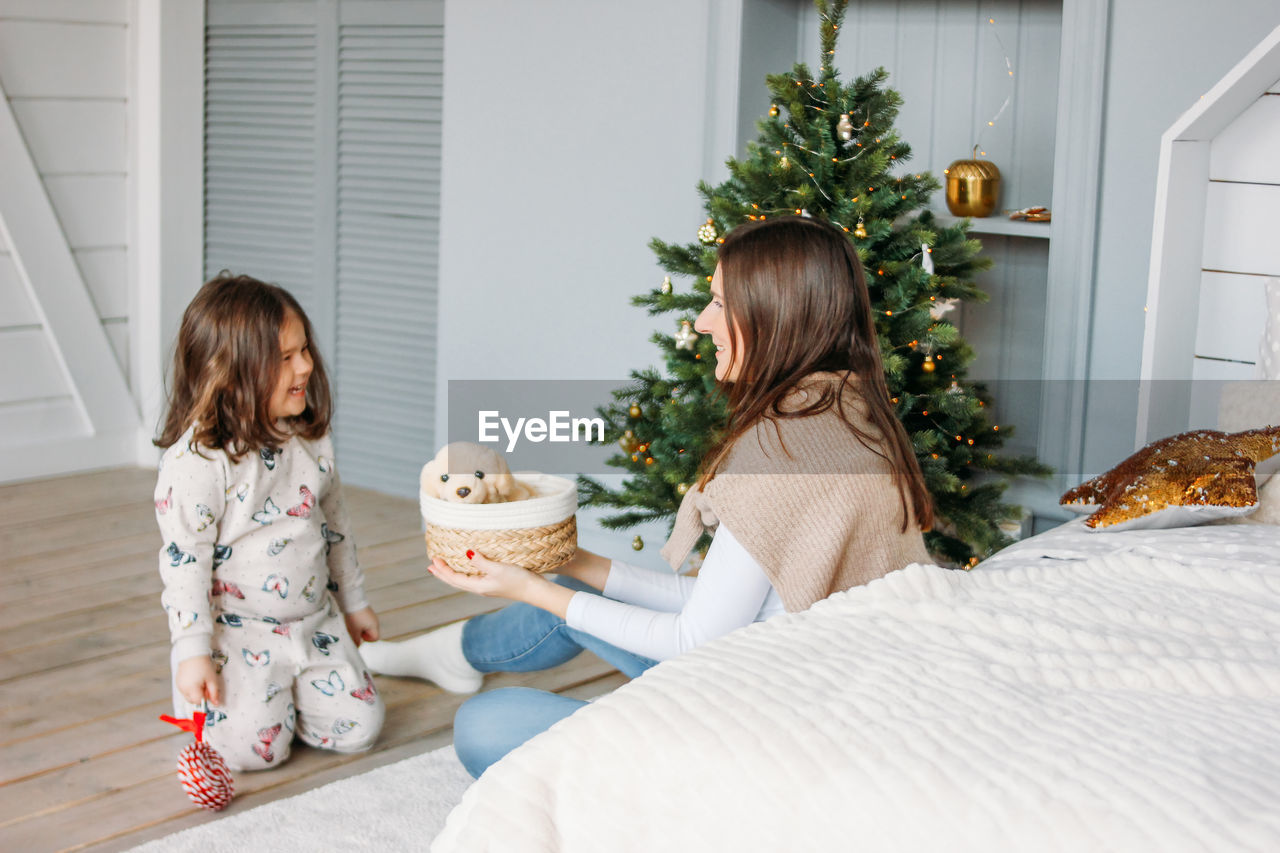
[431,517,1280,852]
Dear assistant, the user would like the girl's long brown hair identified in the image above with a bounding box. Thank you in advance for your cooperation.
[698,216,932,532]
[154,273,332,459]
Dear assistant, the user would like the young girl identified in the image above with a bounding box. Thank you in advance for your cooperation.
[154,273,384,771]
[360,216,933,777]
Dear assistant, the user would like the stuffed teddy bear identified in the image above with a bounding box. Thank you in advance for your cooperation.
[420,442,533,504]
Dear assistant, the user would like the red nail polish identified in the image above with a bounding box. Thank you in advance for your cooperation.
[466,550,475,559]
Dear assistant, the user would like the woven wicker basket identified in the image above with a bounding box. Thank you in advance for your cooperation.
[420,473,577,574]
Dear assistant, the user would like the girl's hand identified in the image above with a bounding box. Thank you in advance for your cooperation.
[344,606,380,646]
[176,655,223,706]
[428,553,540,601]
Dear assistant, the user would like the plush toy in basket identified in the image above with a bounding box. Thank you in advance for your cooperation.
[419,442,577,575]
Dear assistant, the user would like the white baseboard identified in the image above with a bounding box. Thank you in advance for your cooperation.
[0,428,142,484]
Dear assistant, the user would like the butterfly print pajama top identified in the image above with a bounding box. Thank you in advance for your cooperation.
[155,426,369,664]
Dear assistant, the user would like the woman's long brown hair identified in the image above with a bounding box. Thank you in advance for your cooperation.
[154,273,332,459]
[698,216,932,532]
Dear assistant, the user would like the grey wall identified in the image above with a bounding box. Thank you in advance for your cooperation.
[435,0,740,564]
[1083,0,1280,472]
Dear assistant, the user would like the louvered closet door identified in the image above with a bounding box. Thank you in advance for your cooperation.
[333,4,442,495]
[205,2,321,312]
[204,0,443,497]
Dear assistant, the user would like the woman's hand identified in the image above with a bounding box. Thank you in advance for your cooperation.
[176,655,223,706]
[428,553,539,601]
[344,606,381,646]
[429,554,577,619]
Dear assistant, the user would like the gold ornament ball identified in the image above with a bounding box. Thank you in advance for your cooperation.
[697,218,717,245]
[944,147,1001,218]
[619,429,640,453]
[922,360,936,373]
[632,535,644,551]
[628,404,642,419]
[769,104,779,117]
[853,222,867,239]
[676,482,689,495]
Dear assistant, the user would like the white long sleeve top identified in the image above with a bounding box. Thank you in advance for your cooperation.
[564,524,785,662]
[155,426,368,663]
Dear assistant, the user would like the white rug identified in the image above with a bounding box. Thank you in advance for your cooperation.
[128,745,473,852]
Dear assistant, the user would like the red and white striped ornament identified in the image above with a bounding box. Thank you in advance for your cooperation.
[160,708,234,811]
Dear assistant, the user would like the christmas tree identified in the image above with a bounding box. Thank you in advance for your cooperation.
[579,0,1048,566]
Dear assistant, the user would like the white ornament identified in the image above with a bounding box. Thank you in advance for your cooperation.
[837,113,854,141]
[674,320,698,351]
[930,298,959,321]
[921,243,934,275]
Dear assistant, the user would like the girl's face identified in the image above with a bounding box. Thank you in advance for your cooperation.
[694,263,745,381]
[268,310,314,421]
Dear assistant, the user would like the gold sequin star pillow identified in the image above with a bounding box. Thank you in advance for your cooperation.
[1060,426,1280,531]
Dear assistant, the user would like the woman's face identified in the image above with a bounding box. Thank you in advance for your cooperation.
[694,263,745,381]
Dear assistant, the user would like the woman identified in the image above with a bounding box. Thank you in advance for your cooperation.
[359,215,933,777]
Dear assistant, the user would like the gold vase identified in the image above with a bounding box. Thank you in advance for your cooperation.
[944,148,1001,217]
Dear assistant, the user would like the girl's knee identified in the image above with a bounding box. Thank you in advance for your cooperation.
[209,723,292,771]
[331,706,385,753]
[296,697,385,754]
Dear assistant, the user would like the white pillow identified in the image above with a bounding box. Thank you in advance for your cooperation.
[1257,277,1280,380]
[1217,378,1280,526]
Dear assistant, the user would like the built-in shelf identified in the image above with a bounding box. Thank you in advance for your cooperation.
[934,211,1054,240]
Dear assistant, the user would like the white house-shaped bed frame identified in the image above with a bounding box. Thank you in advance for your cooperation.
[1139,25,1280,445]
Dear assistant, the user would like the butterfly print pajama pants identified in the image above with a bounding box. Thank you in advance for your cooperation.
[170,597,385,771]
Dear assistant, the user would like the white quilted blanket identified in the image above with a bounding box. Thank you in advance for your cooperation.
[433,525,1280,852]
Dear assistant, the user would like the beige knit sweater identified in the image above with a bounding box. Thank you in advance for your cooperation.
[660,375,931,612]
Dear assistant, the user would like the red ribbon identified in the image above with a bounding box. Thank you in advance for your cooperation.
[160,711,207,743]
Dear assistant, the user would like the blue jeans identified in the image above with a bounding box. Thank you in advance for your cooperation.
[454,576,657,778]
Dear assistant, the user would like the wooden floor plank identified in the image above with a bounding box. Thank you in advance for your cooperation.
[0,469,155,527]
[0,468,628,853]
[2,658,617,851]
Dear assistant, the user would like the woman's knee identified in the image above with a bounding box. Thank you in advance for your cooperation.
[453,688,587,778]
[453,690,517,777]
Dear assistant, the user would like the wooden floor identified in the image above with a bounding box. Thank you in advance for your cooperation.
[0,468,624,852]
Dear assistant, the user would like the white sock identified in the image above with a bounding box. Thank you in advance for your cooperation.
[359,620,483,694]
